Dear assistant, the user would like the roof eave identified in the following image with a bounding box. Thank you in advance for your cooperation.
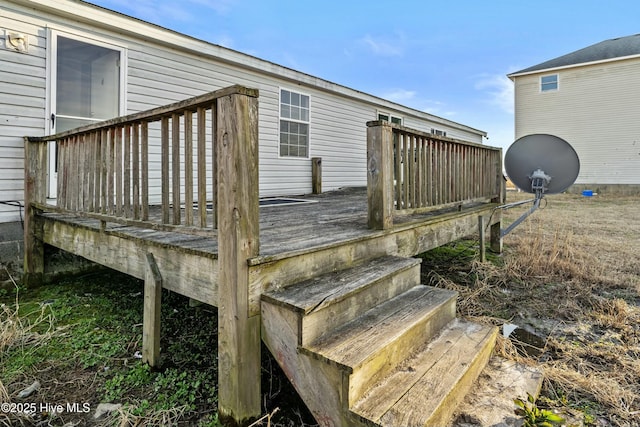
[508,53,640,80]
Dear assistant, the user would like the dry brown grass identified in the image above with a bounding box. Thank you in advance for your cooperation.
[426,192,640,426]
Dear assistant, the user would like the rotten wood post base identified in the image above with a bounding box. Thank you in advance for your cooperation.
[143,253,162,367]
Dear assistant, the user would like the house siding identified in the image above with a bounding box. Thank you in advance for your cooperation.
[513,57,640,186]
[0,0,486,226]
[0,6,47,222]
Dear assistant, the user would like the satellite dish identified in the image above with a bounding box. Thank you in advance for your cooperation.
[500,134,580,237]
[505,134,580,195]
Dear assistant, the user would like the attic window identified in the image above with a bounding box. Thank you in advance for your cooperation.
[378,112,402,125]
[540,74,558,92]
[431,129,447,137]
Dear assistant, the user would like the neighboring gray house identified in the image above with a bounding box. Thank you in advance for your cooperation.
[508,34,640,193]
[0,0,487,264]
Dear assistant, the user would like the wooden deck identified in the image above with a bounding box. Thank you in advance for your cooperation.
[24,85,505,426]
[37,186,500,312]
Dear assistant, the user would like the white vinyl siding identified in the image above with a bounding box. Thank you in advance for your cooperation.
[514,58,640,185]
[0,9,47,222]
[0,0,487,225]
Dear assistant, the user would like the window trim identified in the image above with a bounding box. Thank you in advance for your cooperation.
[540,73,559,92]
[46,27,128,198]
[278,87,311,159]
[377,110,403,125]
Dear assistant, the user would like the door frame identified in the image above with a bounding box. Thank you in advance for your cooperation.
[46,27,127,199]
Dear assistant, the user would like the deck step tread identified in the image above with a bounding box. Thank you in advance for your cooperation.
[261,256,420,314]
[303,285,457,371]
[351,319,498,426]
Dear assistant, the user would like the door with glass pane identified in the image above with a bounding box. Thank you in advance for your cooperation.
[48,32,124,198]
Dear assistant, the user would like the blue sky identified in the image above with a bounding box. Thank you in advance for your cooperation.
[89,0,640,152]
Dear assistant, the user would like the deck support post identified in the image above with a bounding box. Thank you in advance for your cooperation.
[478,215,486,262]
[143,253,162,367]
[490,215,503,253]
[23,137,47,287]
[367,121,394,229]
[216,92,261,426]
[490,168,505,254]
[311,157,322,194]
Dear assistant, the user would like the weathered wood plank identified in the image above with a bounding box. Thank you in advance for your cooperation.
[478,215,486,262]
[311,157,322,194]
[41,217,219,304]
[124,124,131,218]
[184,110,194,227]
[211,102,218,229]
[101,129,108,214]
[86,133,96,212]
[172,113,181,225]
[23,138,47,286]
[379,322,497,427]
[141,122,149,221]
[261,300,351,427]
[115,127,123,216]
[132,123,140,220]
[107,128,115,215]
[366,122,393,229]
[216,92,261,424]
[161,117,170,224]
[29,85,259,143]
[143,253,162,367]
[197,107,207,228]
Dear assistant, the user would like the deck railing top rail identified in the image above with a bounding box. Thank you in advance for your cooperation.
[366,120,503,229]
[27,85,258,143]
[25,84,259,235]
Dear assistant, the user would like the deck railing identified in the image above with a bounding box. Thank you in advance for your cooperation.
[24,85,258,234]
[367,120,503,229]
[25,85,261,423]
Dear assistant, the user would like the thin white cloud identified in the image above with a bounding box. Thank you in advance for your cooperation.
[382,89,416,103]
[360,33,405,57]
[380,89,458,118]
[475,73,514,114]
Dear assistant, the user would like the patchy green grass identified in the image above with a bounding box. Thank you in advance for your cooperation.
[2,192,637,427]
[0,272,315,426]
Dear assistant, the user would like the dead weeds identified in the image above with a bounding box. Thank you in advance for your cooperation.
[423,192,640,426]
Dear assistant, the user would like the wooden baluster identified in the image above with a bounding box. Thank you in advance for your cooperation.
[161,117,170,224]
[197,107,207,228]
[172,113,181,225]
[184,110,194,227]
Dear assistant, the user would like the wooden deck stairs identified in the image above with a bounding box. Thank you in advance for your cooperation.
[261,255,498,427]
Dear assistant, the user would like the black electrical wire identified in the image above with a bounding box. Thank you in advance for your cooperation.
[0,201,25,229]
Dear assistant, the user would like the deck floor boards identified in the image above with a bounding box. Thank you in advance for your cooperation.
[41,187,490,261]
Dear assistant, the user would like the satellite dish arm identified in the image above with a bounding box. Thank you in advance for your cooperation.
[500,197,541,237]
